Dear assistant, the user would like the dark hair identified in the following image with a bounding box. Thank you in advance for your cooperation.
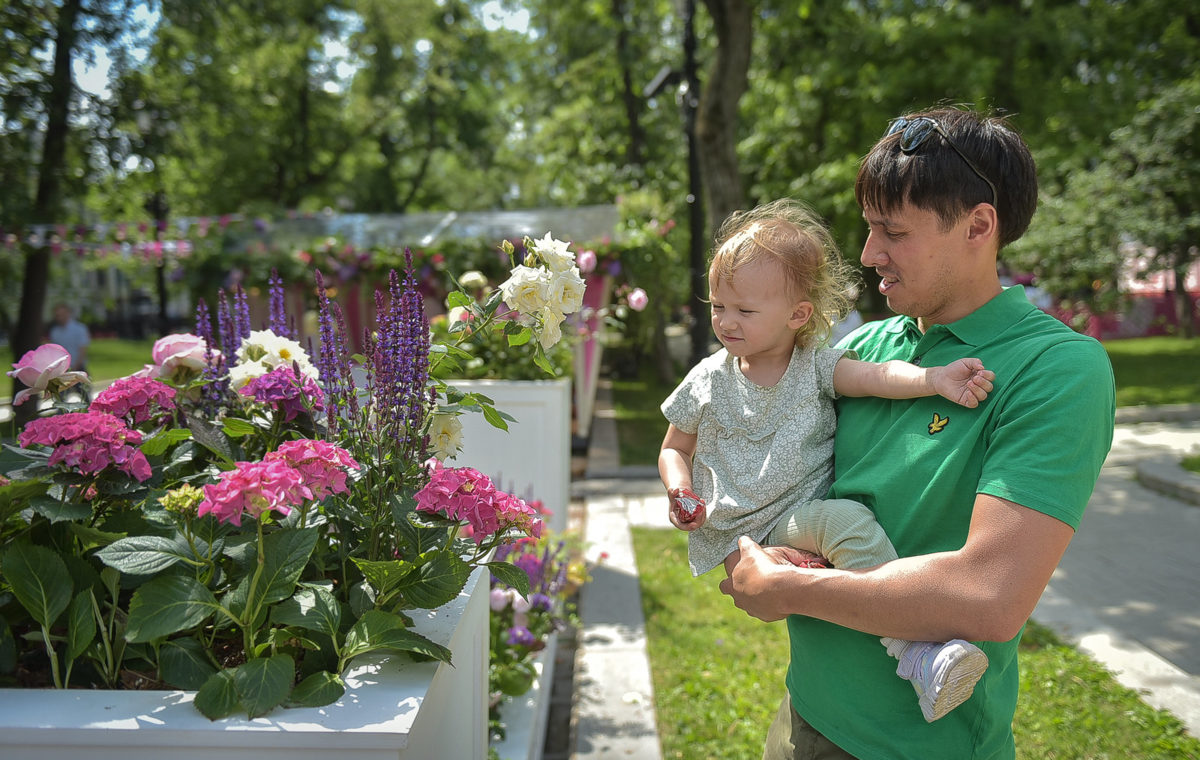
[855,107,1038,249]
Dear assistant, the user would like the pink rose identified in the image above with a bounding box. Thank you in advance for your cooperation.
[577,249,598,275]
[627,287,649,312]
[7,344,87,406]
[153,333,214,372]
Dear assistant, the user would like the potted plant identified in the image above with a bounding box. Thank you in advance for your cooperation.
[0,237,580,758]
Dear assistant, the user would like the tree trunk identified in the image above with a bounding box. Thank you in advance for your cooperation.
[696,0,752,240]
[1172,250,1196,339]
[612,0,645,169]
[12,0,80,427]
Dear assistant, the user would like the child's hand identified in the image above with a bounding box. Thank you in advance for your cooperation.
[668,486,707,531]
[932,358,995,408]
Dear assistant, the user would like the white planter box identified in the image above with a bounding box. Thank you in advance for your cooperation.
[0,569,489,760]
[451,378,571,535]
[491,631,558,760]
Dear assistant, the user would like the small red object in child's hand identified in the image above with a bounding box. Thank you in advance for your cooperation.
[669,487,706,524]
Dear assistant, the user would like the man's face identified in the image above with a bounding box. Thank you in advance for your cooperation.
[860,204,972,327]
[53,307,70,325]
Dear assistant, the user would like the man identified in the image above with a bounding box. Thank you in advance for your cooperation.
[720,107,1115,759]
[48,302,90,373]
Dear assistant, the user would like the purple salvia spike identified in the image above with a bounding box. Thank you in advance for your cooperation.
[332,302,358,422]
[217,290,236,359]
[234,286,251,343]
[268,269,289,337]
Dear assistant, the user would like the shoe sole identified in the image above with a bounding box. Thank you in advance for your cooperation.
[919,644,989,722]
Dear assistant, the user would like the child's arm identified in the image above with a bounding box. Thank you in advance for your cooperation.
[659,424,707,530]
[833,357,996,408]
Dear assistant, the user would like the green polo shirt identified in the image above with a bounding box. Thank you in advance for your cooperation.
[785,286,1115,760]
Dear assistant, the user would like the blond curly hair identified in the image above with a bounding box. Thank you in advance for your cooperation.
[709,199,860,348]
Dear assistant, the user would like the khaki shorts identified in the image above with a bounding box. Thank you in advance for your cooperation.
[763,694,859,760]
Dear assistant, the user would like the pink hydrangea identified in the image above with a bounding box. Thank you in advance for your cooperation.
[91,375,177,425]
[18,411,151,482]
[238,365,325,422]
[198,459,313,527]
[414,460,543,543]
[264,439,359,500]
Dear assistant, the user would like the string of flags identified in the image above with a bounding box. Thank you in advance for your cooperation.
[0,209,332,261]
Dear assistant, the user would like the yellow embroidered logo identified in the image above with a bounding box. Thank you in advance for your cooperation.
[928,413,949,435]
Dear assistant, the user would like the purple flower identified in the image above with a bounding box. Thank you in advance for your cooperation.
[238,365,324,422]
[268,269,291,339]
[506,626,536,647]
[529,592,553,612]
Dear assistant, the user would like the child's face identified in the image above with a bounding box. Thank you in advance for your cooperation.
[709,258,812,363]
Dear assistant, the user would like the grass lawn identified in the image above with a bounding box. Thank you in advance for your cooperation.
[1103,336,1200,407]
[632,527,1200,760]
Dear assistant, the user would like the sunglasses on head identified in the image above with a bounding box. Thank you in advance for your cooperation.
[886,117,998,207]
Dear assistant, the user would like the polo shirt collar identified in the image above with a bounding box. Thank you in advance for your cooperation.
[880,286,1035,348]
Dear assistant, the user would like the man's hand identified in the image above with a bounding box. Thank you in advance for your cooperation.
[668,486,707,530]
[932,357,995,408]
[718,536,828,622]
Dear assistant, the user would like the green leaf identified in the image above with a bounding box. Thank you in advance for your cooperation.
[125,575,221,643]
[257,528,319,605]
[394,551,470,611]
[159,637,217,690]
[195,669,240,720]
[351,558,416,598]
[28,494,91,523]
[67,523,126,551]
[288,670,345,708]
[234,654,294,718]
[222,418,258,438]
[96,534,196,575]
[480,403,509,431]
[0,478,47,522]
[487,561,531,599]
[342,610,452,664]
[270,587,342,637]
[141,428,192,456]
[506,327,533,346]
[186,415,237,462]
[446,290,473,308]
[66,591,97,661]
[2,544,73,628]
[0,620,15,673]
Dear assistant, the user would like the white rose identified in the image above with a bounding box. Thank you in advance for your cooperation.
[428,413,464,461]
[545,266,586,316]
[531,232,575,273]
[500,265,550,315]
[458,270,488,290]
[537,307,565,349]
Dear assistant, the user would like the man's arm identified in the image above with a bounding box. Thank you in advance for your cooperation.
[718,493,1073,642]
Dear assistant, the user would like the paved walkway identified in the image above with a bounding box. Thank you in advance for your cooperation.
[566,390,1200,758]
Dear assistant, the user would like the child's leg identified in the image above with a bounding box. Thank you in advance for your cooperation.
[766,497,988,722]
[765,497,898,569]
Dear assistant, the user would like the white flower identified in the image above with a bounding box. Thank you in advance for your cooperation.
[537,307,565,349]
[236,330,318,380]
[531,232,576,273]
[428,413,464,461]
[458,270,488,290]
[500,265,551,315]
[545,266,586,316]
[228,361,269,390]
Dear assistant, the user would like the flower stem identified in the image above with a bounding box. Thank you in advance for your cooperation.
[242,519,267,660]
